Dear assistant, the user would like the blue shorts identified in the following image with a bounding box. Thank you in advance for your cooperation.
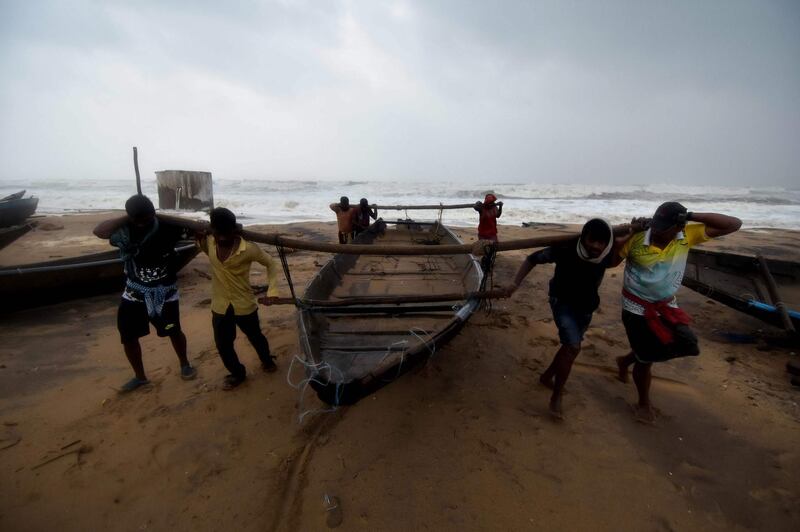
[549,297,593,347]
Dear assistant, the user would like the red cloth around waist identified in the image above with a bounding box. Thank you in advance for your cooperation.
[623,289,691,344]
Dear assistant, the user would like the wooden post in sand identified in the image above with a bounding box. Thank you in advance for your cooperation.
[133,147,142,195]
[757,255,796,334]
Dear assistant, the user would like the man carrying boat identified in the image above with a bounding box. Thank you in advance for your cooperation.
[615,202,741,423]
[354,198,378,235]
[198,208,281,390]
[506,218,628,419]
[473,193,503,241]
[330,196,357,244]
[93,195,197,393]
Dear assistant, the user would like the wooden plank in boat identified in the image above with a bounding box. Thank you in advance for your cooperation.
[325,315,451,333]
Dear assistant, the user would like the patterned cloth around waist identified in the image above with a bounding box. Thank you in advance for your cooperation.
[122,280,179,318]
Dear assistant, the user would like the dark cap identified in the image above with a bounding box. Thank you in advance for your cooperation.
[651,201,687,232]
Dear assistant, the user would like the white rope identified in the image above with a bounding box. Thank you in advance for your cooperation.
[409,327,436,358]
[289,328,436,421]
[287,353,346,424]
[377,339,410,383]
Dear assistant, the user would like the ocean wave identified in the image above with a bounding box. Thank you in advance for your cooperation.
[584,191,799,205]
[3,179,799,229]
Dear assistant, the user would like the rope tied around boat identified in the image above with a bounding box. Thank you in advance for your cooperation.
[286,354,343,423]
[275,242,299,307]
[377,327,437,383]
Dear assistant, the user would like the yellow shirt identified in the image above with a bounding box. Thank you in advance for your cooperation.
[619,223,710,313]
[199,235,279,315]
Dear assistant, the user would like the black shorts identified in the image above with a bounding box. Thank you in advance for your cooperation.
[118,299,182,344]
[622,310,699,364]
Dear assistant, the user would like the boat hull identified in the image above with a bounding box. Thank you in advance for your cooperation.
[0,242,199,311]
[682,248,800,331]
[297,219,483,405]
[0,223,35,251]
[0,197,38,228]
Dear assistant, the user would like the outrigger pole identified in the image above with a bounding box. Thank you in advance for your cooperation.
[157,213,630,257]
[371,203,476,210]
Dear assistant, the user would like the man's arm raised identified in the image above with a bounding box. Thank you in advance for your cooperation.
[93,216,128,239]
[689,212,742,238]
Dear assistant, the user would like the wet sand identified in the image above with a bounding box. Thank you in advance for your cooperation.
[1,213,799,531]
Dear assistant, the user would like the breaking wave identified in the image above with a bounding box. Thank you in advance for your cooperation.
[1,178,798,229]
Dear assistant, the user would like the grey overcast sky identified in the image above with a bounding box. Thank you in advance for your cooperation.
[0,0,798,185]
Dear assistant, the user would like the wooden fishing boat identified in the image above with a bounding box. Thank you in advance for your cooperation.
[297,219,484,405]
[0,195,39,227]
[0,242,199,311]
[0,190,26,202]
[682,248,800,331]
[0,223,35,251]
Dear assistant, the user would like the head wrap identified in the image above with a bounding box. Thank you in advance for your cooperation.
[576,218,613,263]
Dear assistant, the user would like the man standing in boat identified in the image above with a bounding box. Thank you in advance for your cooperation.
[506,218,628,419]
[354,198,378,236]
[198,208,281,390]
[473,193,503,242]
[93,195,197,393]
[615,202,741,423]
[330,196,357,244]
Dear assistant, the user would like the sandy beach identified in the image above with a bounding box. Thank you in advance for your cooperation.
[1,213,799,531]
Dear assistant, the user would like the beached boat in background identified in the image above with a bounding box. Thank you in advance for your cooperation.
[297,219,484,405]
[682,248,800,332]
[0,223,36,251]
[0,190,39,228]
[0,242,199,311]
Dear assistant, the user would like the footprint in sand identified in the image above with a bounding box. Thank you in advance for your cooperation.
[676,461,717,484]
[151,438,228,489]
[748,486,799,507]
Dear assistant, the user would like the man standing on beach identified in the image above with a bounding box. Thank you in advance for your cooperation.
[330,196,357,244]
[93,195,197,393]
[354,198,378,236]
[506,219,628,419]
[198,208,281,390]
[473,193,503,241]
[615,202,741,423]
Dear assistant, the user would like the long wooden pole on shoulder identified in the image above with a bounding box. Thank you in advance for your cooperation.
[371,203,477,210]
[157,213,630,256]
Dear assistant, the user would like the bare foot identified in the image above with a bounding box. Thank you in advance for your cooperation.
[549,397,564,421]
[539,374,554,390]
[615,356,629,383]
[633,404,656,425]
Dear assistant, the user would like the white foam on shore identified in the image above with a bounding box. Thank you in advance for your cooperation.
[1,178,798,229]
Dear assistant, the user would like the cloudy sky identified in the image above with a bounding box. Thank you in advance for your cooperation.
[1,0,798,185]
